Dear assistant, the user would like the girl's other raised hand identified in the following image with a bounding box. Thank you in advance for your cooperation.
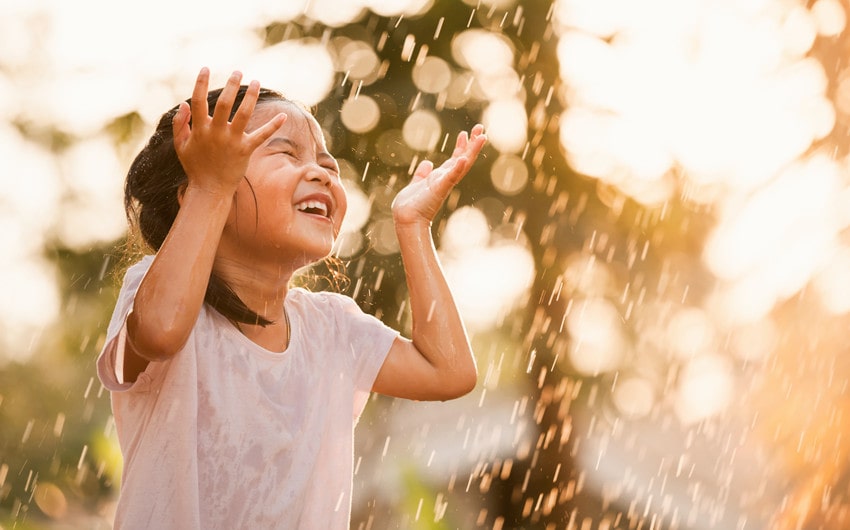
[172,68,286,197]
[392,124,487,226]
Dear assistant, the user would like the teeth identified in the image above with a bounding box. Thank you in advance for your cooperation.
[295,200,329,217]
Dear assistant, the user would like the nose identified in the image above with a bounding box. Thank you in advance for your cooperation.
[303,162,332,186]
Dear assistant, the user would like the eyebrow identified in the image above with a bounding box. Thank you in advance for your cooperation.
[266,137,297,150]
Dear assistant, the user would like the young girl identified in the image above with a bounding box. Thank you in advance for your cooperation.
[96,67,486,529]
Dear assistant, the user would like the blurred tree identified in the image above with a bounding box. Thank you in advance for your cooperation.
[1,241,123,527]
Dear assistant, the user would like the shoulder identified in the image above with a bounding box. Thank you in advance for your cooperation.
[129,254,155,273]
[288,287,360,314]
[289,288,396,339]
[118,255,155,292]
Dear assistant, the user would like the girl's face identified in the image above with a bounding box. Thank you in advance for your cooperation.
[220,101,348,269]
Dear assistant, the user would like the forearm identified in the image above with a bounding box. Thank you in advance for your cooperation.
[396,221,476,378]
[129,186,233,360]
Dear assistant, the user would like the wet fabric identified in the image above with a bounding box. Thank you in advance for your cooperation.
[97,256,397,529]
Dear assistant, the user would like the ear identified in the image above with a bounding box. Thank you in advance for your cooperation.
[177,183,188,207]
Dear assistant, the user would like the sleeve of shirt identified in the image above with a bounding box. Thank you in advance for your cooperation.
[96,255,155,392]
[327,293,399,418]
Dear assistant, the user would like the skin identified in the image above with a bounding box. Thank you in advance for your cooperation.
[121,67,484,401]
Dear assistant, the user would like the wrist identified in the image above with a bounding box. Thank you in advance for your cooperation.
[184,181,237,199]
[393,216,432,234]
[394,218,437,255]
[181,183,236,210]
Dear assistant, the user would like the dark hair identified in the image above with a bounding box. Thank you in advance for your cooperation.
[124,85,292,327]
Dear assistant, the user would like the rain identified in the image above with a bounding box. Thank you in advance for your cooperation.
[2,0,850,528]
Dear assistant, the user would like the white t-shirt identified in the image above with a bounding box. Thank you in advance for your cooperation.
[97,256,398,529]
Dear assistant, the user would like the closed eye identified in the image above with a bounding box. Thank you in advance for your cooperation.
[267,137,299,158]
[318,154,339,174]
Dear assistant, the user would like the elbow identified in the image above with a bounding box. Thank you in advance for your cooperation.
[458,368,479,396]
[127,313,187,362]
[440,367,478,401]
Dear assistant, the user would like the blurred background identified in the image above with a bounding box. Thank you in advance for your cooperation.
[2,0,850,528]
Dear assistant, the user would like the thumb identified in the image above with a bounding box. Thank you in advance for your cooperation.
[411,160,434,182]
[172,102,191,148]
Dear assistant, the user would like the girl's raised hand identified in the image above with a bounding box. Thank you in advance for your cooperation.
[172,68,286,197]
[392,124,487,226]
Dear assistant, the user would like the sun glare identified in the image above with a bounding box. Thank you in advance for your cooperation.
[440,208,535,331]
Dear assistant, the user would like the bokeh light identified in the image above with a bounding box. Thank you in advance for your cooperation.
[482,98,527,154]
[665,307,716,361]
[674,354,734,425]
[704,154,842,321]
[443,240,535,331]
[490,154,528,196]
[565,297,627,376]
[368,217,400,255]
[611,376,656,419]
[334,176,372,258]
[439,207,535,331]
[247,39,336,105]
[337,39,382,84]
[341,95,382,133]
[812,0,847,37]
[412,56,452,94]
[402,109,442,151]
[365,0,434,17]
[451,29,515,75]
[440,206,491,253]
[554,0,835,205]
[305,0,367,27]
[57,136,127,249]
[33,482,67,520]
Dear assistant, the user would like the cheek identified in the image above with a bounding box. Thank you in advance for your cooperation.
[336,194,348,231]
[229,180,286,228]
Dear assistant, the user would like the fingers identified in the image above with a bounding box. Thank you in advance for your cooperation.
[452,131,468,157]
[211,71,243,127]
[186,69,279,147]
[172,102,192,147]
[230,79,260,132]
[246,112,287,150]
[415,123,486,185]
[189,67,211,127]
[465,124,487,156]
[450,124,487,159]
[429,156,468,199]
[412,160,434,182]
[441,156,468,187]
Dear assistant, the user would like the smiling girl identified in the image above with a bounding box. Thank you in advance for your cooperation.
[96,68,485,529]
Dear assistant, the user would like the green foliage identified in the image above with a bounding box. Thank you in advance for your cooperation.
[0,242,123,523]
[400,466,454,530]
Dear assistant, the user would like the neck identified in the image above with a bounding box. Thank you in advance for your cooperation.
[212,256,295,322]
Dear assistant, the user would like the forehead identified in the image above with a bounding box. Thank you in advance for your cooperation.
[250,101,326,148]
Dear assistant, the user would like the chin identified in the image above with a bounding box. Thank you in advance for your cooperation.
[294,239,335,266]
[314,236,335,258]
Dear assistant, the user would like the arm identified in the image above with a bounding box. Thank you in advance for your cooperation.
[371,125,487,401]
[122,69,284,381]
